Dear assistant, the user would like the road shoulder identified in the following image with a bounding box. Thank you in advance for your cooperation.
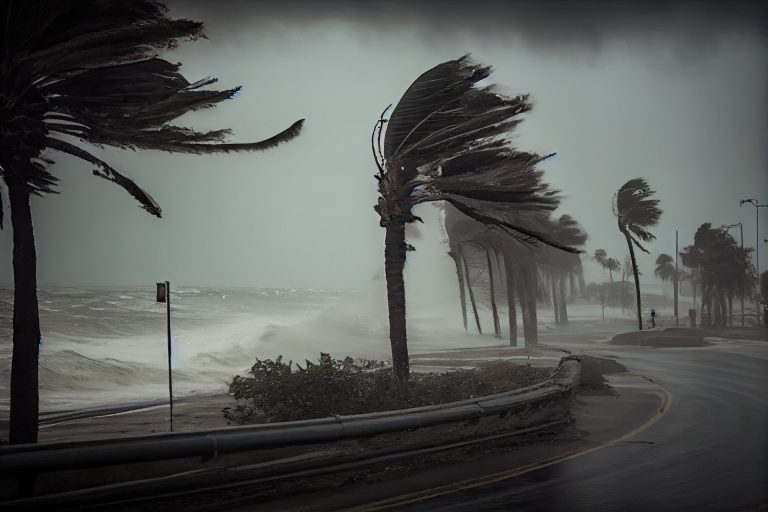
[248,372,668,512]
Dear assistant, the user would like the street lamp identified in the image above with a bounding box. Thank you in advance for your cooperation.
[740,199,767,324]
[724,223,745,326]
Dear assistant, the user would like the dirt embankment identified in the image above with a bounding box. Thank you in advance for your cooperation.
[611,328,708,347]
[610,326,768,347]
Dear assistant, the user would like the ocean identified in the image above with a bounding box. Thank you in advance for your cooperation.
[0,285,624,413]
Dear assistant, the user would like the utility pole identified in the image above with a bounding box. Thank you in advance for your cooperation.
[675,230,679,326]
[725,223,744,327]
[739,199,766,324]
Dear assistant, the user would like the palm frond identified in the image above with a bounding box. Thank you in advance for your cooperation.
[1,0,304,210]
[45,137,162,217]
[445,196,580,254]
[376,56,573,253]
[616,177,662,228]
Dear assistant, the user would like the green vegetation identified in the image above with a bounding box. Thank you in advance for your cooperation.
[225,353,550,424]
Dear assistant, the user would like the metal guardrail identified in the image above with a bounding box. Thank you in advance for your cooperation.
[0,356,581,476]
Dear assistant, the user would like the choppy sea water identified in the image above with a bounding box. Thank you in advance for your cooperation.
[0,286,624,412]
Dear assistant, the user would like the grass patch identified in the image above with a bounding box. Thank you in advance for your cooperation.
[578,355,627,395]
[225,353,551,425]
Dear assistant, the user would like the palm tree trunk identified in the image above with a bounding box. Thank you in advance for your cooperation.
[519,268,539,345]
[503,252,517,346]
[452,249,468,331]
[384,222,409,381]
[608,268,613,283]
[692,279,697,310]
[462,247,482,334]
[558,275,568,325]
[622,229,643,330]
[569,273,577,301]
[673,275,678,321]
[740,290,744,328]
[551,277,560,325]
[601,285,606,321]
[728,292,733,327]
[486,248,501,338]
[8,181,41,444]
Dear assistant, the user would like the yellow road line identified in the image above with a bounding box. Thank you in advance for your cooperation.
[347,386,673,511]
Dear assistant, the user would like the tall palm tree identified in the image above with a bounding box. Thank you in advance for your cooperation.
[0,0,304,444]
[372,56,575,380]
[655,253,678,318]
[614,178,662,330]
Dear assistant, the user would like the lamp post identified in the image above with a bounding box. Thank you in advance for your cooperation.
[725,223,744,327]
[156,281,173,432]
[740,199,767,324]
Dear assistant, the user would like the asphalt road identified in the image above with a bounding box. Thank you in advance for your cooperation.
[376,340,768,512]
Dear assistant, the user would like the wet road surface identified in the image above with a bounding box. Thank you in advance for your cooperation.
[384,340,768,512]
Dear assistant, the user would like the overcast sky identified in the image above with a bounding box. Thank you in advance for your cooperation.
[1,0,766,290]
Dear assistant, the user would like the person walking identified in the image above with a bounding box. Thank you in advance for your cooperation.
[650,308,657,328]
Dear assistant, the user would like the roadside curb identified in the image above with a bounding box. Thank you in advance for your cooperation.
[0,357,582,508]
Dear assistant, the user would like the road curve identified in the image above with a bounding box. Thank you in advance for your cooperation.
[364,340,768,512]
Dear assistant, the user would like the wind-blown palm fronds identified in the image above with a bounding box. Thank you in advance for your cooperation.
[614,178,662,330]
[0,0,304,444]
[1,0,303,217]
[373,56,576,380]
[614,178,662,253]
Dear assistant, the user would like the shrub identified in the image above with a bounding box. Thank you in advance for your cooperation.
[225,353,550,424]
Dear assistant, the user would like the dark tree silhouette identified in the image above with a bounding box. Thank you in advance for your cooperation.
[605,258,621,283]
[0,0,304,444]
[614,178,662,330]
[373,56,575,380]
[682,224,755,326]
[655,253,678,318]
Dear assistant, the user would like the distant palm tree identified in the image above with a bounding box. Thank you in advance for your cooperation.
[0,0,304,444]
[655,253,678,318]
[593,249,619,282]
[680,245,702,311]
[594,249,607,268]
[605,257,621,283]
[542,215,588,325]
[372,56,575,380]
[614,178,662,330]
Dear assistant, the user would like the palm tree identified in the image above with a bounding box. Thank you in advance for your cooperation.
[593,249,619,282]
[541,215,588,325]
[605,258,621,283]
[372,56,575,380]
[655,253,678,318]
[594,249,607,276]
[614,178,662,330]
[0,0,304,444]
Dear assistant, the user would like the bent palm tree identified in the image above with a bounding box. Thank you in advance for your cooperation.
[373,56,575,380]
[614,178,662,330]
[0,0,304,444]
[605,257,621,283]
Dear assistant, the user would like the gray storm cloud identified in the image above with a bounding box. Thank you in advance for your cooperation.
[0,1,766,292]
[181,0,767,51]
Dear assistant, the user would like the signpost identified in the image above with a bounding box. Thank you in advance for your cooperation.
[156,281,173,432]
